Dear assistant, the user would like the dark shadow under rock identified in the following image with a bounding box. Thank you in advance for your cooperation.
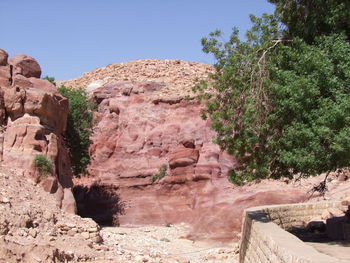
[73,182,125,226]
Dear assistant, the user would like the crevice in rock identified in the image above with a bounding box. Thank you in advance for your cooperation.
[25,220,34,229]
[34,130,44,141]
[20,126,28,145]
[152,98,183,105]
[73,183,125,226]
[33,144,42,152]
[10,134,17,148]
[9,65,13,86]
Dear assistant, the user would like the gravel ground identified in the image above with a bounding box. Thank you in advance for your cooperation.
[100,224,239,263]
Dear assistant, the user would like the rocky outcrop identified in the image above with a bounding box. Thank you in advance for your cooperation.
[0,167,106,263]
[0,49,72,189]
[83,79,307,241]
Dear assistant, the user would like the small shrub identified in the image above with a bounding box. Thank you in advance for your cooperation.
[34,154,52,181]
[183,95,191,102]
[43,75,56,85]
[150,164,168,183]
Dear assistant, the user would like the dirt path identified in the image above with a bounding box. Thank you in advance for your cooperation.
[100,225,239,263]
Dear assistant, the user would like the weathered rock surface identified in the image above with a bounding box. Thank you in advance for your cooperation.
[0,49,71,188]
[80,77,308,242]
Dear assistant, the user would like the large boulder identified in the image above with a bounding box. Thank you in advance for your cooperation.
[0,49,8,66]
[9,54,41,78]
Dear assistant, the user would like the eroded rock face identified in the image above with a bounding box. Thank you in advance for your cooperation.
[0,49,72,188]
[86,81,307,241]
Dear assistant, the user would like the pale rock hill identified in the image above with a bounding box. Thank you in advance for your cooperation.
[60,59,214,100]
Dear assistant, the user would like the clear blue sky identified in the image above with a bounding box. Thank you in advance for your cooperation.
[1,0,274,80]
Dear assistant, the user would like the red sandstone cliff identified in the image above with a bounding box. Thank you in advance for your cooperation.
[66,60,308,242]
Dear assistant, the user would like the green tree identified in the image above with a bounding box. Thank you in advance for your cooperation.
[58,86,95,176]
[268,0,350,43]
[197,7,350,184]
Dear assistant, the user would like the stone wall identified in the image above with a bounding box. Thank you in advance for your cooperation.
[239,201,343,263]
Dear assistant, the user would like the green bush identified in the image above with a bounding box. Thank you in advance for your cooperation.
[196,3,350,184]
[150,164,168,183]
[34,154,52,181]
[58,86,95,176]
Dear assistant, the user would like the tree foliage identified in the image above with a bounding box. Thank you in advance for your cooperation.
[58,86,95,176]
[197,2,350,184]
[268,0,350,43]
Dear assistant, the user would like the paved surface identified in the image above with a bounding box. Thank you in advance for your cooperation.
[306,241,350,262]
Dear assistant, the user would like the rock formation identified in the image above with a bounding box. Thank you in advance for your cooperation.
[0,49,117,262]
[0,49,73,208]
[67,60,308,242]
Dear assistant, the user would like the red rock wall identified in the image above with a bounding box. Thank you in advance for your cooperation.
[87,81,307,241]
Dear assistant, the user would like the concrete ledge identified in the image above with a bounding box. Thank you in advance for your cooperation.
[239,201,344,263]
